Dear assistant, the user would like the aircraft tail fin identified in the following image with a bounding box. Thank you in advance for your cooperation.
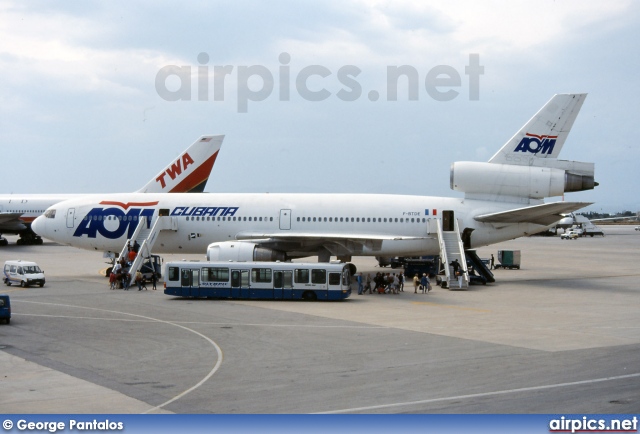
[137,135,224,193]
[488,94,587,165]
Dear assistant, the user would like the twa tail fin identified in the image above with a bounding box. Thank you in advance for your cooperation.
[137,135,224,193]
[489,94,586,165]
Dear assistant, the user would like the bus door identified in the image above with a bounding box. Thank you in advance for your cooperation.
[282,270,293,299]
[328,271,342,297]
[273,271,284,299]
[231,269,250,298]
[240,270,250,298]
[181,268,200,297]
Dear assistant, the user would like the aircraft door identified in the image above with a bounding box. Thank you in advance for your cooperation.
[442,210,454,232]
[279,209,291,230]
[66,208,75,228]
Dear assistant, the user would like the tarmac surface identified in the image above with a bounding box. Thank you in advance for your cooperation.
[0,226,639,414]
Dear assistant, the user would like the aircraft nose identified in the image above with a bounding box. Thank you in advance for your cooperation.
[31,215,46,236]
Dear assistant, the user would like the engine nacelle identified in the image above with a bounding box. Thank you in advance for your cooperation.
[206,241,286,262]
[450,162,595,199]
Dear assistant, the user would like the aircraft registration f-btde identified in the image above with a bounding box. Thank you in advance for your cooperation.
[33,94,596,261]
[0,135,224,246]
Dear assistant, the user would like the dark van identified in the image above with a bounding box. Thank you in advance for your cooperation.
[0,294,10,324]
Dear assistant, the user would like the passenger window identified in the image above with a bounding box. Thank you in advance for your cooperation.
[168,267,180,281]
[329,272,341,285]
[252,268,272,283]
[295,269,309,283]
[204,267,229,282]
[311,269,326,284]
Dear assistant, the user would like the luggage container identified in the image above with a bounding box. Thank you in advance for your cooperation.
[495,250,521,269]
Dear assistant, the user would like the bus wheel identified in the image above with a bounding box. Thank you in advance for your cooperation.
[302,291,317,301]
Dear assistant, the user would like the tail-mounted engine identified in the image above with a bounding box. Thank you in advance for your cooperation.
[450,161,596,200]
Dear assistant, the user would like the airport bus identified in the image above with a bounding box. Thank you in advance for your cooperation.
[164,261,354,301]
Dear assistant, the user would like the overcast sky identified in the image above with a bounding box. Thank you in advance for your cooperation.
[1,1,639,213]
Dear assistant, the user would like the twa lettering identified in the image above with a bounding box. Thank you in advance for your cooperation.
[155,152,195,188]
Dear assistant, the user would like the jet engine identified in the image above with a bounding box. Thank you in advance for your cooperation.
[450,162,595,199]
[206,241,286,262]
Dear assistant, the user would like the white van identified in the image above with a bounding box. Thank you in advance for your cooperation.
[3,260,45,287]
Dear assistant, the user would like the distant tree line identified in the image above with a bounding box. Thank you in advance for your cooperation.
[578,210,637,219]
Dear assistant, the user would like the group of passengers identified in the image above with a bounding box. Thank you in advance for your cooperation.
[108,241,157,291]
[356,271,432,295]
[357,272,405,294]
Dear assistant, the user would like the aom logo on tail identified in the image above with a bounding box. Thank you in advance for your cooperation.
[513,133,557,155]
[155,153,195,189]
[73,201,158,239]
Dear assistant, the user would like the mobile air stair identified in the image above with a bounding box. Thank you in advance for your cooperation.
[435,217,469,290]
[118,215,178,277]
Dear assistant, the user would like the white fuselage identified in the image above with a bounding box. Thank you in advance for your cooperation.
[32,192,547,257]
[0,195,80,225]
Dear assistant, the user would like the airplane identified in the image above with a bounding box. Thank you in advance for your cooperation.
[32,94,596,264]
[0,135,224,246]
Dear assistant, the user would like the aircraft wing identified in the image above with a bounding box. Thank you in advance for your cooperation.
[474,202,592,226]
[234,231,432,256]
[0,213,28,231]
[235,231,427,241]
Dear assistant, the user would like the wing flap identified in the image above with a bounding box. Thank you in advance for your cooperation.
[474,202,592,225]
[235,231,429,242]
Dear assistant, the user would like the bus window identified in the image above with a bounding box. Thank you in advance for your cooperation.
[252,268,272,283]
[295,269,309,284]
[203,267,229,282]
[168,267,180,281]
[311,269,326,284]
[329,272,341,285]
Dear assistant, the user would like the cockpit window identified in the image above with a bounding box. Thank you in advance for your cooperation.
[44,209,57,219]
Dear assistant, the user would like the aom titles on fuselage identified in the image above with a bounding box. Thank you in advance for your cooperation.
[33,94,596,262]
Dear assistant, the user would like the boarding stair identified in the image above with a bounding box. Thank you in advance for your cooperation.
[435,218,469,290]
[119,216,178,277]
[465,249,495,283]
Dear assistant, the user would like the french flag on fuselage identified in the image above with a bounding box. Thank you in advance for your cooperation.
[425,209,437,216]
